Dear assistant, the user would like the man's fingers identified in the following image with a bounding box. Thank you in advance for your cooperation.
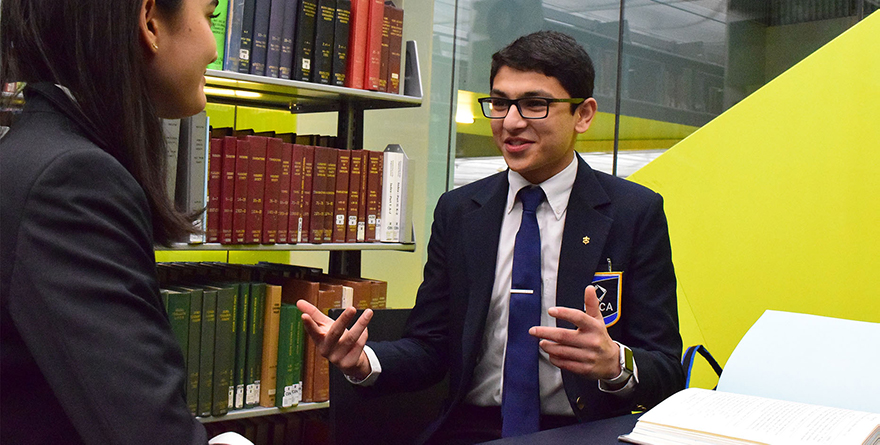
[583,285,603,321]
[296,299,333,326]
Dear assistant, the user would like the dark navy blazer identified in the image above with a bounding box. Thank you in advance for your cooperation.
[368,154,684,441]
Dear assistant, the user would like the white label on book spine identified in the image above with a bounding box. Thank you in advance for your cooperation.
[235,385,244,409]
[228,387,234,408]
[246,384,256,405]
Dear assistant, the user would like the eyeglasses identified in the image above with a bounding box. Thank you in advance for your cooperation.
[477,97,586,119]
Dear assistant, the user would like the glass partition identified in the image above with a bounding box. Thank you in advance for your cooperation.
[436,0,877,187]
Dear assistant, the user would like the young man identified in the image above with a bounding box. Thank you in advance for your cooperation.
[298,30,683,444]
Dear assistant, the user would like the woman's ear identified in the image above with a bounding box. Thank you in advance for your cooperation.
[139,0,160,54]
[574,97,598,134]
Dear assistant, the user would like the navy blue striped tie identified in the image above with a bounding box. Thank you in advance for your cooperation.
[502,186,545,437]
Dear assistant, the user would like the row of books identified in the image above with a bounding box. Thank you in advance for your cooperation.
[202,411,329,445]
[211,0,405,93]
[157,261,388,418]
[163,113,413,245]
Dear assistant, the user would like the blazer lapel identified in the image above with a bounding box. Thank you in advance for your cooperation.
[459,173,508,375]
[555,156,613,329]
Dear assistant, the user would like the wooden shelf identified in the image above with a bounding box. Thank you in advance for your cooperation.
[197,401,329,424]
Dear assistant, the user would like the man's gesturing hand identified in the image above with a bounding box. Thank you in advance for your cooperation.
[528,285,621,380]
[295,300,373,380]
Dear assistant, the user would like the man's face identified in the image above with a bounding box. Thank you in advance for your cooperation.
[490,66,596,184]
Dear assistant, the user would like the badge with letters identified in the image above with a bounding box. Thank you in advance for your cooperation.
[591,272,622,327]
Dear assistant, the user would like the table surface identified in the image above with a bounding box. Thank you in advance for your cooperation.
[480,413,642,445]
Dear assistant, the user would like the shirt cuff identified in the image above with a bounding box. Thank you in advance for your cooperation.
[344,345,382,386]
[598,343,639,395]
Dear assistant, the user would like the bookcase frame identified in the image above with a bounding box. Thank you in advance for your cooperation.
[161,44,422,422]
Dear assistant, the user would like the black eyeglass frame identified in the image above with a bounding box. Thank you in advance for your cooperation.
[476,96,587,119]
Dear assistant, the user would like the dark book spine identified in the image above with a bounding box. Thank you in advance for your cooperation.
[275,304,304,407]
[277,142,292,243]
[346,151,362,242]
[265,0,287,77]
[220,137,237,244]
[246,136,267,244]
[356,149,368,241]
[262,137,283,243]
[164,290,191,376]
[322,148,338,242]
[186,290,202,414]
[250,0,272,75]
[225,0,246,70]
[365,150,382,241]
[377,2,390,92]
[233,280,250,409]
[245,283,266,408]
[301,146,315,243]
[293,0,318,81]
[331,0,351,86]
[206,138,222,243]
[233,138,250,244]
[238,0,257,73]
[311,0,336,84]
[385,2,403,94]
[198,289,217,417]
[289,144,305,243]
[279,0,298,79]
[309,146,332,243]
[332,149,350,242]
[212,287,236,416]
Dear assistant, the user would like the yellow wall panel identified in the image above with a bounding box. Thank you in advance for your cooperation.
[629,11,880,376]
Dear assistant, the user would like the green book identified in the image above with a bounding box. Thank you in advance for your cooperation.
[208,0,229,70]
[198,287,217,417]
[276,303,304,408]
[245,282,266,408]
[169,286,202,415]
[163,288,191,365]
[233,280,250,409]
[208,283,236,416]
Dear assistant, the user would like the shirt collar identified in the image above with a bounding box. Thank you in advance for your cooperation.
[506,152,578,220]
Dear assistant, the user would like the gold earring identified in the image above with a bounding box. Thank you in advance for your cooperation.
[151,42,159,50]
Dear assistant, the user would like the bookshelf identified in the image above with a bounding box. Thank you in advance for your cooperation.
[166,41,423,426]
[170,41,422,279]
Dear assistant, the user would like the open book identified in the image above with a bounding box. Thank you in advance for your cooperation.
[621,311,880,444]
[619,387,880,445]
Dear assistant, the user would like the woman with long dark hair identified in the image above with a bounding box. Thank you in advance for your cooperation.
[1,1,247,443]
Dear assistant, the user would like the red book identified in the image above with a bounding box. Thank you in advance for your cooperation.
[261,137,283,243]
[346,151,363,243]
[323,148,338,243]
[220,136,237,244]
[377,3,391,92]
[363,0,384,91]
[385,2,403,94]
[344,0,369,89]
[365,150,383,241]
[246,136,268,244]
[289,144,305,243]
[277,142,292,244]
[206,138,223,243]
[309,146,334,243]
[232,138,251,244]
[301,145,315,243]
[332,150,350,243]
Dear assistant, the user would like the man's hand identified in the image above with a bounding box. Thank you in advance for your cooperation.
[529,286,620,380]
[295,300,373,380]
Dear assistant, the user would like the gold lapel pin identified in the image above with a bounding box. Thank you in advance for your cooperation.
[582,236,590,245]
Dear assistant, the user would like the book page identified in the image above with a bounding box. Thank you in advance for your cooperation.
[635,388,880,444]
[718,310,880,413]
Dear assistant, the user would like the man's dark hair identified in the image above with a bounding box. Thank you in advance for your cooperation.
[490,30,595,109]
[1,0,198,245]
